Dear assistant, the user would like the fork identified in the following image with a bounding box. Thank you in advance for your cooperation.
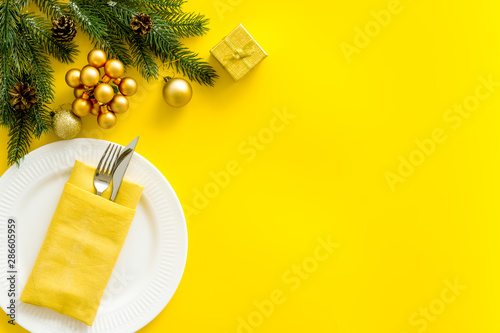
[94,143,121,196]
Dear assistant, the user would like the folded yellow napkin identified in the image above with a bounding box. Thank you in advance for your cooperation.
[20,160,143,325]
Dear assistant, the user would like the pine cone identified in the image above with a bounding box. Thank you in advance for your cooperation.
[131,13,153,36]
[51,16,76,43]
[8,82,37,111]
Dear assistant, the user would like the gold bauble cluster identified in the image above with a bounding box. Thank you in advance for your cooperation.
[64,49,138,129]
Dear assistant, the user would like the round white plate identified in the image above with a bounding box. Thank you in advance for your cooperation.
[0,139,188,333]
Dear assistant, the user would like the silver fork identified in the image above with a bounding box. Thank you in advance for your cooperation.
[94,143,121,196]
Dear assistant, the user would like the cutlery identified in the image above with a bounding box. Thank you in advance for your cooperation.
[94,143,121,196]
[110,137,139,201]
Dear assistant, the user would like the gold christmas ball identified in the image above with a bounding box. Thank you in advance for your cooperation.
[80,65,100,87]
[97,111,117,129]
[65,68,82,88]
[52,108,82,140]
[87,49,107,68]
[104,59,125,79]
[90,101,100,116]
[109,94,129,114]
[118,77,138,96]
[72,97,92,117]
[74,86,86,98]
[162,78,192,108]
[94,83,114,103]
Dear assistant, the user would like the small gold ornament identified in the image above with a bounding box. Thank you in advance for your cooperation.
[87,49,107,68]
[52,108,82,139]
[162,77,192,108]
[103,59,125,82]
[97,111,117,129]
[90,100,100,116]
[94,83,114,103]
[73,86,86,98]
[65,68,82,88]
[109,95,129,114]
[72,97,92,117]
[80,65,100,87]
[118,77,138,96]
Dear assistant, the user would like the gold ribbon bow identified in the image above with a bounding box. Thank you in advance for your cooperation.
[223,37,255,69]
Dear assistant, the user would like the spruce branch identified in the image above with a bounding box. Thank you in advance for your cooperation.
[2,0,217,165]
[140,0,185,13]
[7,110,33,166]
[29,0,64,20]
[15,17,55,104]
[0,0,21,128]
[164,12,209,38]
[68,0,132,65]
[146,23,218,86]
[106,3,159,80]
[18,13,78,64]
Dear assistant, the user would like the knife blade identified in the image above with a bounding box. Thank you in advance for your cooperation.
[111,136,139,201]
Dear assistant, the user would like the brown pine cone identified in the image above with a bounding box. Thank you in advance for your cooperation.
[52,15,77,43]
[131,13,153,36]
[8,82,37,111]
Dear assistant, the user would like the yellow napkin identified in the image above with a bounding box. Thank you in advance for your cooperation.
[20,160,143,326]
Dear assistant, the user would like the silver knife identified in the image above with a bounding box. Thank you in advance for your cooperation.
[111,136,139,201]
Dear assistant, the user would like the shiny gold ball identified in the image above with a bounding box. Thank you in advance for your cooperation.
[118,77,138,96]
[109,95,129,114]
[94,83,115,103]
[52,109,82,140]
[72,97,92,117]
[104,59,125,79]
[87,49,107,68]
[65,68,82,88]
[97,111,117,129]
[74,86,86,98]
[90,101,100,116]
[163,78,192,108]
[80,65,100,87]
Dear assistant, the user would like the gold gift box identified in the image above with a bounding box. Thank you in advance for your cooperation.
[211,24,267,81]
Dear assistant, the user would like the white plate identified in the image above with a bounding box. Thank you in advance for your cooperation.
[0,139,188,333]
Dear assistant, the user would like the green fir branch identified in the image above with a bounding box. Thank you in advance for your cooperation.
[2,0,218,165]
[106,3,159,80]
[141,0,185,13]
[29,0,64,20]
[29,103,51,137]
[0,0,21,128]
[7,110,32,166]
[164,12,209,38]
[68,0,132,65]
[15,17,55,104]
[18,13,78,64]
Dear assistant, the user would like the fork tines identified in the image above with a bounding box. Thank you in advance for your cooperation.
[96,144,120,175]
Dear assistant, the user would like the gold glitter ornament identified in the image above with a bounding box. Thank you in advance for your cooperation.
[52,108,82,139]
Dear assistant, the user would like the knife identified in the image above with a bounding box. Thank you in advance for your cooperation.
[111,136,139,201]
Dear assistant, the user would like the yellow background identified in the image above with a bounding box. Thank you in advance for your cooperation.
[1,0,500,331]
